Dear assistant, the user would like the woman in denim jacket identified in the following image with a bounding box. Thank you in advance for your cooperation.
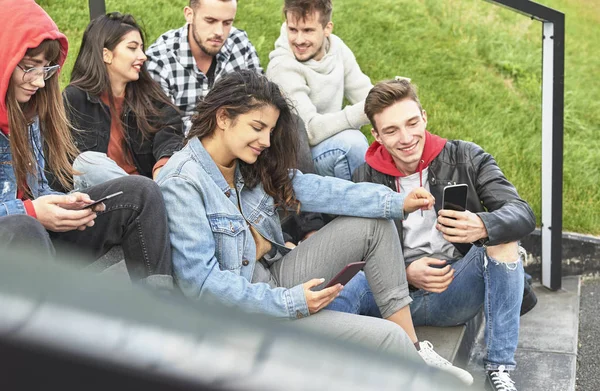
[0,0,172,289]
[157,70,473,377]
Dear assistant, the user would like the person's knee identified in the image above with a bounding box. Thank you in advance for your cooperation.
[11,215,46,235]
[340,130,368,154]
[0,215,48,243]
[486,242,519,263]
[339,130,368,173]
[73,151,108,171]
[125,176,164,203]
[376,321,414,353]
[0,215,54,257]
[372,218,397,235]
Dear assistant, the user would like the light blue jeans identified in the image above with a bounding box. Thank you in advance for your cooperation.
[311,129,369,180]
[73,151,129,190]
[326,271,382,317]
[335,246,524,370]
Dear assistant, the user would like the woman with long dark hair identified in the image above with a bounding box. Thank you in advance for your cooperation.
[157,70,473,381]
[64,12,182,189]
[0,0,173,289]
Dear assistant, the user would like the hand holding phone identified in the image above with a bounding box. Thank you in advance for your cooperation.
[301,261,367,315]
[80,191,123,210]
[438,184,487,243]
[440,184,467,228]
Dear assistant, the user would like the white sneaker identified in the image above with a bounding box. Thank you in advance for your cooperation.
[417,340,474,385]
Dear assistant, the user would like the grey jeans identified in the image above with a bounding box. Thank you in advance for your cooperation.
[253,216,416,358]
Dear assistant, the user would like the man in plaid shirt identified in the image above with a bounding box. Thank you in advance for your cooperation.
[146,0,262,134]
[146,0,324,246]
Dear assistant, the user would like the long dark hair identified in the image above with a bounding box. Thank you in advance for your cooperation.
[69,12,176,139]
[187,70,300,210]
[7,40,78,194]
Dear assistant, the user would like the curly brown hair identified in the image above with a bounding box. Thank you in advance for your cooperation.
[186,70,301,210]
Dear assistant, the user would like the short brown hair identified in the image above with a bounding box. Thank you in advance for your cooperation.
[365,79,423,131]
[189,0,233,9]
[283,0,333,27]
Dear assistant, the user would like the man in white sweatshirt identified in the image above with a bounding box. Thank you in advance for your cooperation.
[266,0,371,180]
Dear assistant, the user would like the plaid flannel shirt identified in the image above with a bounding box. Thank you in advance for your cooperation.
[146,24,263,134]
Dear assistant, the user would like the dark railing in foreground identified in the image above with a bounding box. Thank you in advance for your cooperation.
[87,0,566,290]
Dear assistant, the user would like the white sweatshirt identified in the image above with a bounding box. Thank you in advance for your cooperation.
[266,23,372,146]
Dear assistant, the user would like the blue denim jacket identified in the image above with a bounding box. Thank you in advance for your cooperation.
[0,117,62,216]
[157,137,406,319]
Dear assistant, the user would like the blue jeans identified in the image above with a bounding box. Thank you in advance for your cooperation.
[331,246,524,370]
[311,129,368,180]
[412,246,523,370]
[73,151,130,190]
[326,271,382,317]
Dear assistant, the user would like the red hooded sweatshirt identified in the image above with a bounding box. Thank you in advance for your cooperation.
[365,130,447,189]
[0,0,68,216]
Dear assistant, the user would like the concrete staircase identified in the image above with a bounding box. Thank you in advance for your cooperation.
[417,276,580,391]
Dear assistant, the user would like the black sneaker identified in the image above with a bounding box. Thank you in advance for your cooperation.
[486,366,517,391]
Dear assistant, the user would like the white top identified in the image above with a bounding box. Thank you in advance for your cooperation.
[266,24,372,146]
[396,168,460,264]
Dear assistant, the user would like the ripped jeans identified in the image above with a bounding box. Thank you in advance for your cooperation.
[409,245,524,371]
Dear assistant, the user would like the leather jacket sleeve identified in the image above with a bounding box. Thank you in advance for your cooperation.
[466,143,536,245]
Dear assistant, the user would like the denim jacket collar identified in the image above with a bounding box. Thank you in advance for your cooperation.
[188,137,245,195]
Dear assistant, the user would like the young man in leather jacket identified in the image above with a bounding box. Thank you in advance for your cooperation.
[352,78,536,391]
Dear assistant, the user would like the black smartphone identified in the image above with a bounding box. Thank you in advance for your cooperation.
[81,191,123,210]
[442,184,468,212]
[324,261,367,288]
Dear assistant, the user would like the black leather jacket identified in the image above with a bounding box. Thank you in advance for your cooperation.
[63,85,184,178]
[352,140,536,256]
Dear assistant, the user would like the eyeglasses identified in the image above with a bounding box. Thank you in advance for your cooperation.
[16,64,60,83]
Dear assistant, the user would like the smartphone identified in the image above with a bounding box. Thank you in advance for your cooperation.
[442,184,468,212]
[81,191,123,210]
[324,261,367,288]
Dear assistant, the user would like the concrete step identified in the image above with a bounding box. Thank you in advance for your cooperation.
[416,310,484,367]
[467,276,580,390]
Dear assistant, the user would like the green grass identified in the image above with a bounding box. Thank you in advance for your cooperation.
[39,0,600,234]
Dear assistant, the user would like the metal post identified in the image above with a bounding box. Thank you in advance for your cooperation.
[88,0,106,20]
[485,0,565,290]
[549,13,565,290]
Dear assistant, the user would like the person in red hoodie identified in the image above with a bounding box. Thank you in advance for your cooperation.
[353,78,536,391]
[0,0,172,289]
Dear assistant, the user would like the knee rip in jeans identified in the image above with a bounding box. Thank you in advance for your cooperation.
[483,252,521,271]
